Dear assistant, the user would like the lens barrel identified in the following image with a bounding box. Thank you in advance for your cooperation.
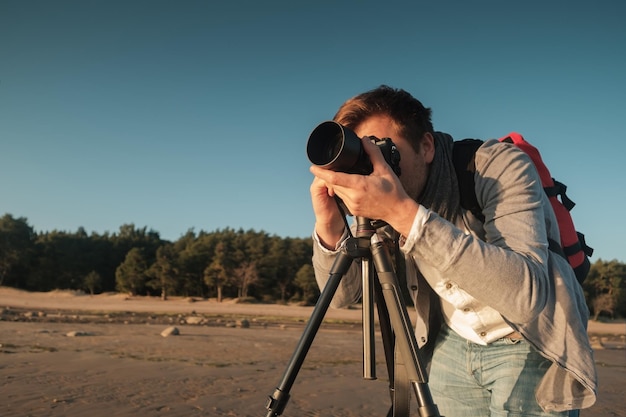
[306,121,371,174]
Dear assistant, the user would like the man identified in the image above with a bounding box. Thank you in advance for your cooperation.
[310,85,597,416]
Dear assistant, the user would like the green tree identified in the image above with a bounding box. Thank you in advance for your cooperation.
[173,229,206,297]
[84,270,102,295]
[204,240,234,302]
[32,229,91,290]
[584,259,626,319]
[115,247,148,295]
[294,264,318,305]
[0,214,36,287]
[233,260,259,298]
[147,244,179,300]
[265,237,292,302]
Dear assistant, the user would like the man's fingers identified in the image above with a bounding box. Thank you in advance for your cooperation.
[310,165,349,186]
[360,136,386,166]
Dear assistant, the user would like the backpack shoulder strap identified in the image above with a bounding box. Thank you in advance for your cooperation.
[452,139,484,222]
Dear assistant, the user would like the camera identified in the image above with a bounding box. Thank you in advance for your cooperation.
[306,121,401,176]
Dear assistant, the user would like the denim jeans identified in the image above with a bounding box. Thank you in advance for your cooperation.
[428,324,575,417]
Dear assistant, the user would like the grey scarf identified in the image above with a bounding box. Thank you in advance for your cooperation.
[417,132,461,224]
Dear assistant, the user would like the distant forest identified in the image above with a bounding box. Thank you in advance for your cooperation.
[0,213,317,304]
[1,214,624,318]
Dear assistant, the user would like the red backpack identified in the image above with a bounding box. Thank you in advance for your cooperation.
[452,133,593,283]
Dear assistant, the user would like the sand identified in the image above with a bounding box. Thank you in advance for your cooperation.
[1,287,624,417]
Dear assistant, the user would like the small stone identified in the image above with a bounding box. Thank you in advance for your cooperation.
[185,316,204,325]
[589,336,604,350]
[66,331,89,337]
[161,326,180,337]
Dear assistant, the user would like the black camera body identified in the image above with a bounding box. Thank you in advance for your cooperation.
[307,121,401,176]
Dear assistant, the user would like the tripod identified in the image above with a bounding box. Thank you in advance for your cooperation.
[265,216,441,417]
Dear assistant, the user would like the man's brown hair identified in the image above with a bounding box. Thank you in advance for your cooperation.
[333,85,434,152]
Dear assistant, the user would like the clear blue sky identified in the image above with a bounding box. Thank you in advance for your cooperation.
[1,0,625,262]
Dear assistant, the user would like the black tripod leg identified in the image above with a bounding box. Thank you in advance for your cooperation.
[374,278,397,417]
[265,250,355,417]
[370,235,441,417]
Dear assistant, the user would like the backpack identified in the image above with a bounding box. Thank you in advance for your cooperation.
[452,133,593,283]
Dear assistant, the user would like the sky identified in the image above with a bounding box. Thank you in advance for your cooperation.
[1,0,625,262]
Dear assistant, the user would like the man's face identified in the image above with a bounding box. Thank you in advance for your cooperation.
[353,114,434,201]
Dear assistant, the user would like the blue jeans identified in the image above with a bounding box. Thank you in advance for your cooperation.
[428,324,575,417]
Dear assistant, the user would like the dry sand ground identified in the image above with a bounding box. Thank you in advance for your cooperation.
[1,288,624,417]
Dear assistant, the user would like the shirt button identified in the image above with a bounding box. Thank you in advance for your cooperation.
[480,331,487,337]
[463,307,471,312]
[445,282,453,290]
[411,285,418,291]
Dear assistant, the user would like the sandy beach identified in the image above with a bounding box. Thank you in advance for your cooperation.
[1,287,624,417]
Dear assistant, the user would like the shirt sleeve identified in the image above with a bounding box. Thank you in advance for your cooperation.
[401,140,552,326]
[311,228,362,308]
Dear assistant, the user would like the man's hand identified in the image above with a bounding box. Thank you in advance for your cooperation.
[310,175,345,249]
[310,136,418,239]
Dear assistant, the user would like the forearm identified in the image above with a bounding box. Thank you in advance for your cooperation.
[314,220,346,251]
[403,210,550,324]
[312,231,362,308]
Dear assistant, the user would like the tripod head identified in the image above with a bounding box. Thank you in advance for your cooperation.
[334,192,390,240]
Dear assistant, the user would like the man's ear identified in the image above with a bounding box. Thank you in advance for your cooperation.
[422,132,435,163]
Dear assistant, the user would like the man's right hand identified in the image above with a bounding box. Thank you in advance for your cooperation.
[310,175,345,250]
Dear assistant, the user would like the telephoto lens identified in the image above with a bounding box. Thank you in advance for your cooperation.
[306,121,370,174]
[307,121,400,176]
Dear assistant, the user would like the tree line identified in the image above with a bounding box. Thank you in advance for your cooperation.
[0,213,624,318]
[0,214,318,304]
